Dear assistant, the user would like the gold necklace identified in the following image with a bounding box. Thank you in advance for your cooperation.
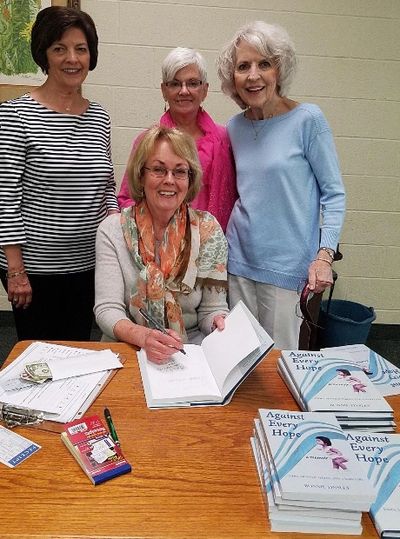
[63,95,86,113]
[64,98,78,113]
[249,115,273,140]
[247,107,276,140]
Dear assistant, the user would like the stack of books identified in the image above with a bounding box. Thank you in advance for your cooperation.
[278,350,395,432]
[345,431,400,539]
[322,344,400,397]
[251,408,376,534]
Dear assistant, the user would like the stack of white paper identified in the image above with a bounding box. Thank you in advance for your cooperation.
[278,350,394,432]
[0,342,123,423]
[251,409,376,535]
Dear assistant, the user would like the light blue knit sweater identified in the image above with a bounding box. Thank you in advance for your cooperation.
[226,103,346,291]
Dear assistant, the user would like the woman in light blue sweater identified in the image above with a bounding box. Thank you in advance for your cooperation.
[217,21,345,349]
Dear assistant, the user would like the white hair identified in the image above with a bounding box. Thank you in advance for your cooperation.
[216,21,297,109]
[161,47,208,83]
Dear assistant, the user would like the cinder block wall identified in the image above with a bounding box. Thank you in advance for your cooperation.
[2,1,399,324]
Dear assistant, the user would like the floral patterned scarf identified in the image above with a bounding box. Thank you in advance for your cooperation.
[121,201,227,340]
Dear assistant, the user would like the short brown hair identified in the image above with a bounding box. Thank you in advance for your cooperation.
[31,6,98,73]
[128,126,202,204]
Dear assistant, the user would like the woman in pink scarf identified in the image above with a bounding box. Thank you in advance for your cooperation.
[117,47,237,232]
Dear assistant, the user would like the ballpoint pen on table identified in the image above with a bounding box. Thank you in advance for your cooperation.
[139,308,186,355]
[104,407,120,446]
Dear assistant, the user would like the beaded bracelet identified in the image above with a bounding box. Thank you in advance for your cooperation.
[6,269,26,279]
[313,258,332,266]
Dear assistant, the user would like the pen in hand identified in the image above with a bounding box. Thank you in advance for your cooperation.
[104,407,120,447]
[139,308,186,355]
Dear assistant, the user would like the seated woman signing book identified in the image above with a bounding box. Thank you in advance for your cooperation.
[95,126,229,363]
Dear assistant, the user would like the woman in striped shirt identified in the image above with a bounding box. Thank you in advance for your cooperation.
[0,7,118,340]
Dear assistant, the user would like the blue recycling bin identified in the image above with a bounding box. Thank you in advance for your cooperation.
[318,299,376,348]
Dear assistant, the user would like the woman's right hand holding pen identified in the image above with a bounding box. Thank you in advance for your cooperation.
[113,319,184,364]
[141,327,184,364]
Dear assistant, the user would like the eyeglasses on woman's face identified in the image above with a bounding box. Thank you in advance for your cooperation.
[164,79,203,91]
[143,165,191,181]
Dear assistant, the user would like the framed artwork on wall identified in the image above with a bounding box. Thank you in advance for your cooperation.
[0,0,80,102]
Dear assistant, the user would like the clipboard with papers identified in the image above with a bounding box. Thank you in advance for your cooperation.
[0,341,125,433]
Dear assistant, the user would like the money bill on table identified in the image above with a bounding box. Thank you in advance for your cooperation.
[20,362,53,384]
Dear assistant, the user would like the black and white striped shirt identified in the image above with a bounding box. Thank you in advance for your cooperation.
[0,94,118,273]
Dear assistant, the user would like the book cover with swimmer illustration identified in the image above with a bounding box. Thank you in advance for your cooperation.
[258,409,375,510]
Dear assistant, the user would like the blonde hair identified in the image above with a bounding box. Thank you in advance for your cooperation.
[216,20,297,109]
[127,125,202,203]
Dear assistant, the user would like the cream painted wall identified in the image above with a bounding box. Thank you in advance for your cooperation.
[1,1,399,324]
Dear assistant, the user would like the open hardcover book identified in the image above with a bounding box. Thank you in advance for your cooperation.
[137,300,274,408]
